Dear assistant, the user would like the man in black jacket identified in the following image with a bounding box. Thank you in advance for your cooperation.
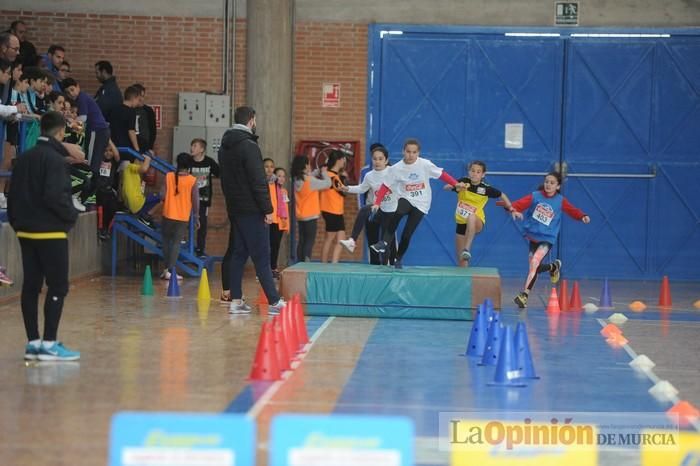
[8,111,80,361]
[94,60,122,123]
[219,106,285,315]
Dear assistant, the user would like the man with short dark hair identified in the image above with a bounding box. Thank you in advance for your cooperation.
[42,44,65,91]
[110,85,141,153]
[94,60,121,122]
[63,77,111,173]
[0,32,20,103]
[132,83,157,153]
[219,106,286,315]
[8,111,80,361]
[9,21,37,67]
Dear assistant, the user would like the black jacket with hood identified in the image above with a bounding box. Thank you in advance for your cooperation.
[8,136,78,233]
[218,124,273,217]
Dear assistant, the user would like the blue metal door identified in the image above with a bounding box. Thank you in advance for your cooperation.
[561,36,700,280]
[371,29,564,273]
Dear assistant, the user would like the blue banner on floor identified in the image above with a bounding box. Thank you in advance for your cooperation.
[270,414,414,466]
[109,412,254,466]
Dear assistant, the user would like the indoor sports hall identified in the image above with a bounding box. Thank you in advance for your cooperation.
[0,1,698,465]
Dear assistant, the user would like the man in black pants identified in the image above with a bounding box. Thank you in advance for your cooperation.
[8,111,80,361]
[219,106,286,315]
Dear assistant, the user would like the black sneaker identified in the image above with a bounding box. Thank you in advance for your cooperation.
[370,240,387,254]
[514,292,528,309]
[137,214,155,229]
[393,259,403,269]
[550,259,562,284]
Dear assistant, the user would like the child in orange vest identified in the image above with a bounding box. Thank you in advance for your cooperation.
[270,167,290,278]
[160,153,199,280]
[319,150,347,263]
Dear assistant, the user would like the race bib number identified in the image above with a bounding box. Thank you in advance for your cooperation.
[99,162,112,177]
[382,193,392,204]
[196,176,207,189]
[533,202,554,226]
[456,201,476,219]
[405,182,425,198]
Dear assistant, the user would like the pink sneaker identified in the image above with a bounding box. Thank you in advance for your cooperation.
[0,267,13,286]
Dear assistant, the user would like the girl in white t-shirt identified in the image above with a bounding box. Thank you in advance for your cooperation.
[370,138,465,268]
[339,144,398,264]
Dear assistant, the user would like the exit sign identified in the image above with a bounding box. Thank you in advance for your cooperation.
[555,2,579,25]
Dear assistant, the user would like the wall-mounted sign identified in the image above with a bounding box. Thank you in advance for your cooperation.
[555,2,579,26]
[322,83,340,107]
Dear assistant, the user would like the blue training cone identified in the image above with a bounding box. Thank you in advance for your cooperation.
[166,268,181,298]
[600,278,613,309]
[483,298,494,313]
[514,322,539,379]
[464,304,488,357]
[488,326,527,387]
[479,323,504,366]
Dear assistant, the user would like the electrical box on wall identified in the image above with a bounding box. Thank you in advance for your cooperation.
[206,127,229,162]
[205,94,231,127]
[178,92,206,126]
[172,126,206,158]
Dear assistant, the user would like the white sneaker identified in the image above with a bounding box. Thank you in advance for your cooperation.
[0,193,8,209]
[160,270,183,281]
[268,298,287,316]
[72,195,86,212]
[339,238,356,253]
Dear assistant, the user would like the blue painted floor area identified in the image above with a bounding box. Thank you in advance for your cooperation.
[224,316,328,413]
[332,310,672,438]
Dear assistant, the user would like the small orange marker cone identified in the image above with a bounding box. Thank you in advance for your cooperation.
[659,276,672,308]
[559,279,570,312]
[546,287,561,314]
[600,323,622,338]
[629,300,647,312]
[667,400,700,427]
[606,333,629,347]
[569,281,582,311]
[282,303,300,355]
[248,322,282,381]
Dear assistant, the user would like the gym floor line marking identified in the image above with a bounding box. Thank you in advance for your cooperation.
[246,316,335,420]
[596,318,700,432]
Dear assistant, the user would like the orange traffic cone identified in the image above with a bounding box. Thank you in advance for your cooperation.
[248,322,282,381]
[257,286,268,305]
[667,400,700,427]
[559,279,570,312]
[293,294,310,345]
[282,303,300,355]
[600,323,622,338]
[272,316,291,372]
[659,276,672,309]
[546,287,561,314]
[569,281,582,311]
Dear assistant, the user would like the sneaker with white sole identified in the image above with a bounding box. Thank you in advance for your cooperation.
[0,267,13,286]
[37,342,80,361]
[72,195,86,212]
[460,249,471,262]
[370,240,387,254]
[339,238,356,253]
[550,259,562,284]
[24,343,40,361]
[229,300,253,314]
[268,298,287,316]
[514,292,528,309]
[160,270,183,281]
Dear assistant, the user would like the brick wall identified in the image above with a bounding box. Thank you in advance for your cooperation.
[292,22,368,262]
[1,11,369,262]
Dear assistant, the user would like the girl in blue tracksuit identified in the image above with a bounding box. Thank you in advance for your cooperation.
[510,172,590,308]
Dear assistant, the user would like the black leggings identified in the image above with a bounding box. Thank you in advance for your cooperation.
[382,198,425,260]
[296,219,317,262]
[19,238,70,342]
[269,223,284,270]
[222,226,235,291]
[366,209,397,265]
